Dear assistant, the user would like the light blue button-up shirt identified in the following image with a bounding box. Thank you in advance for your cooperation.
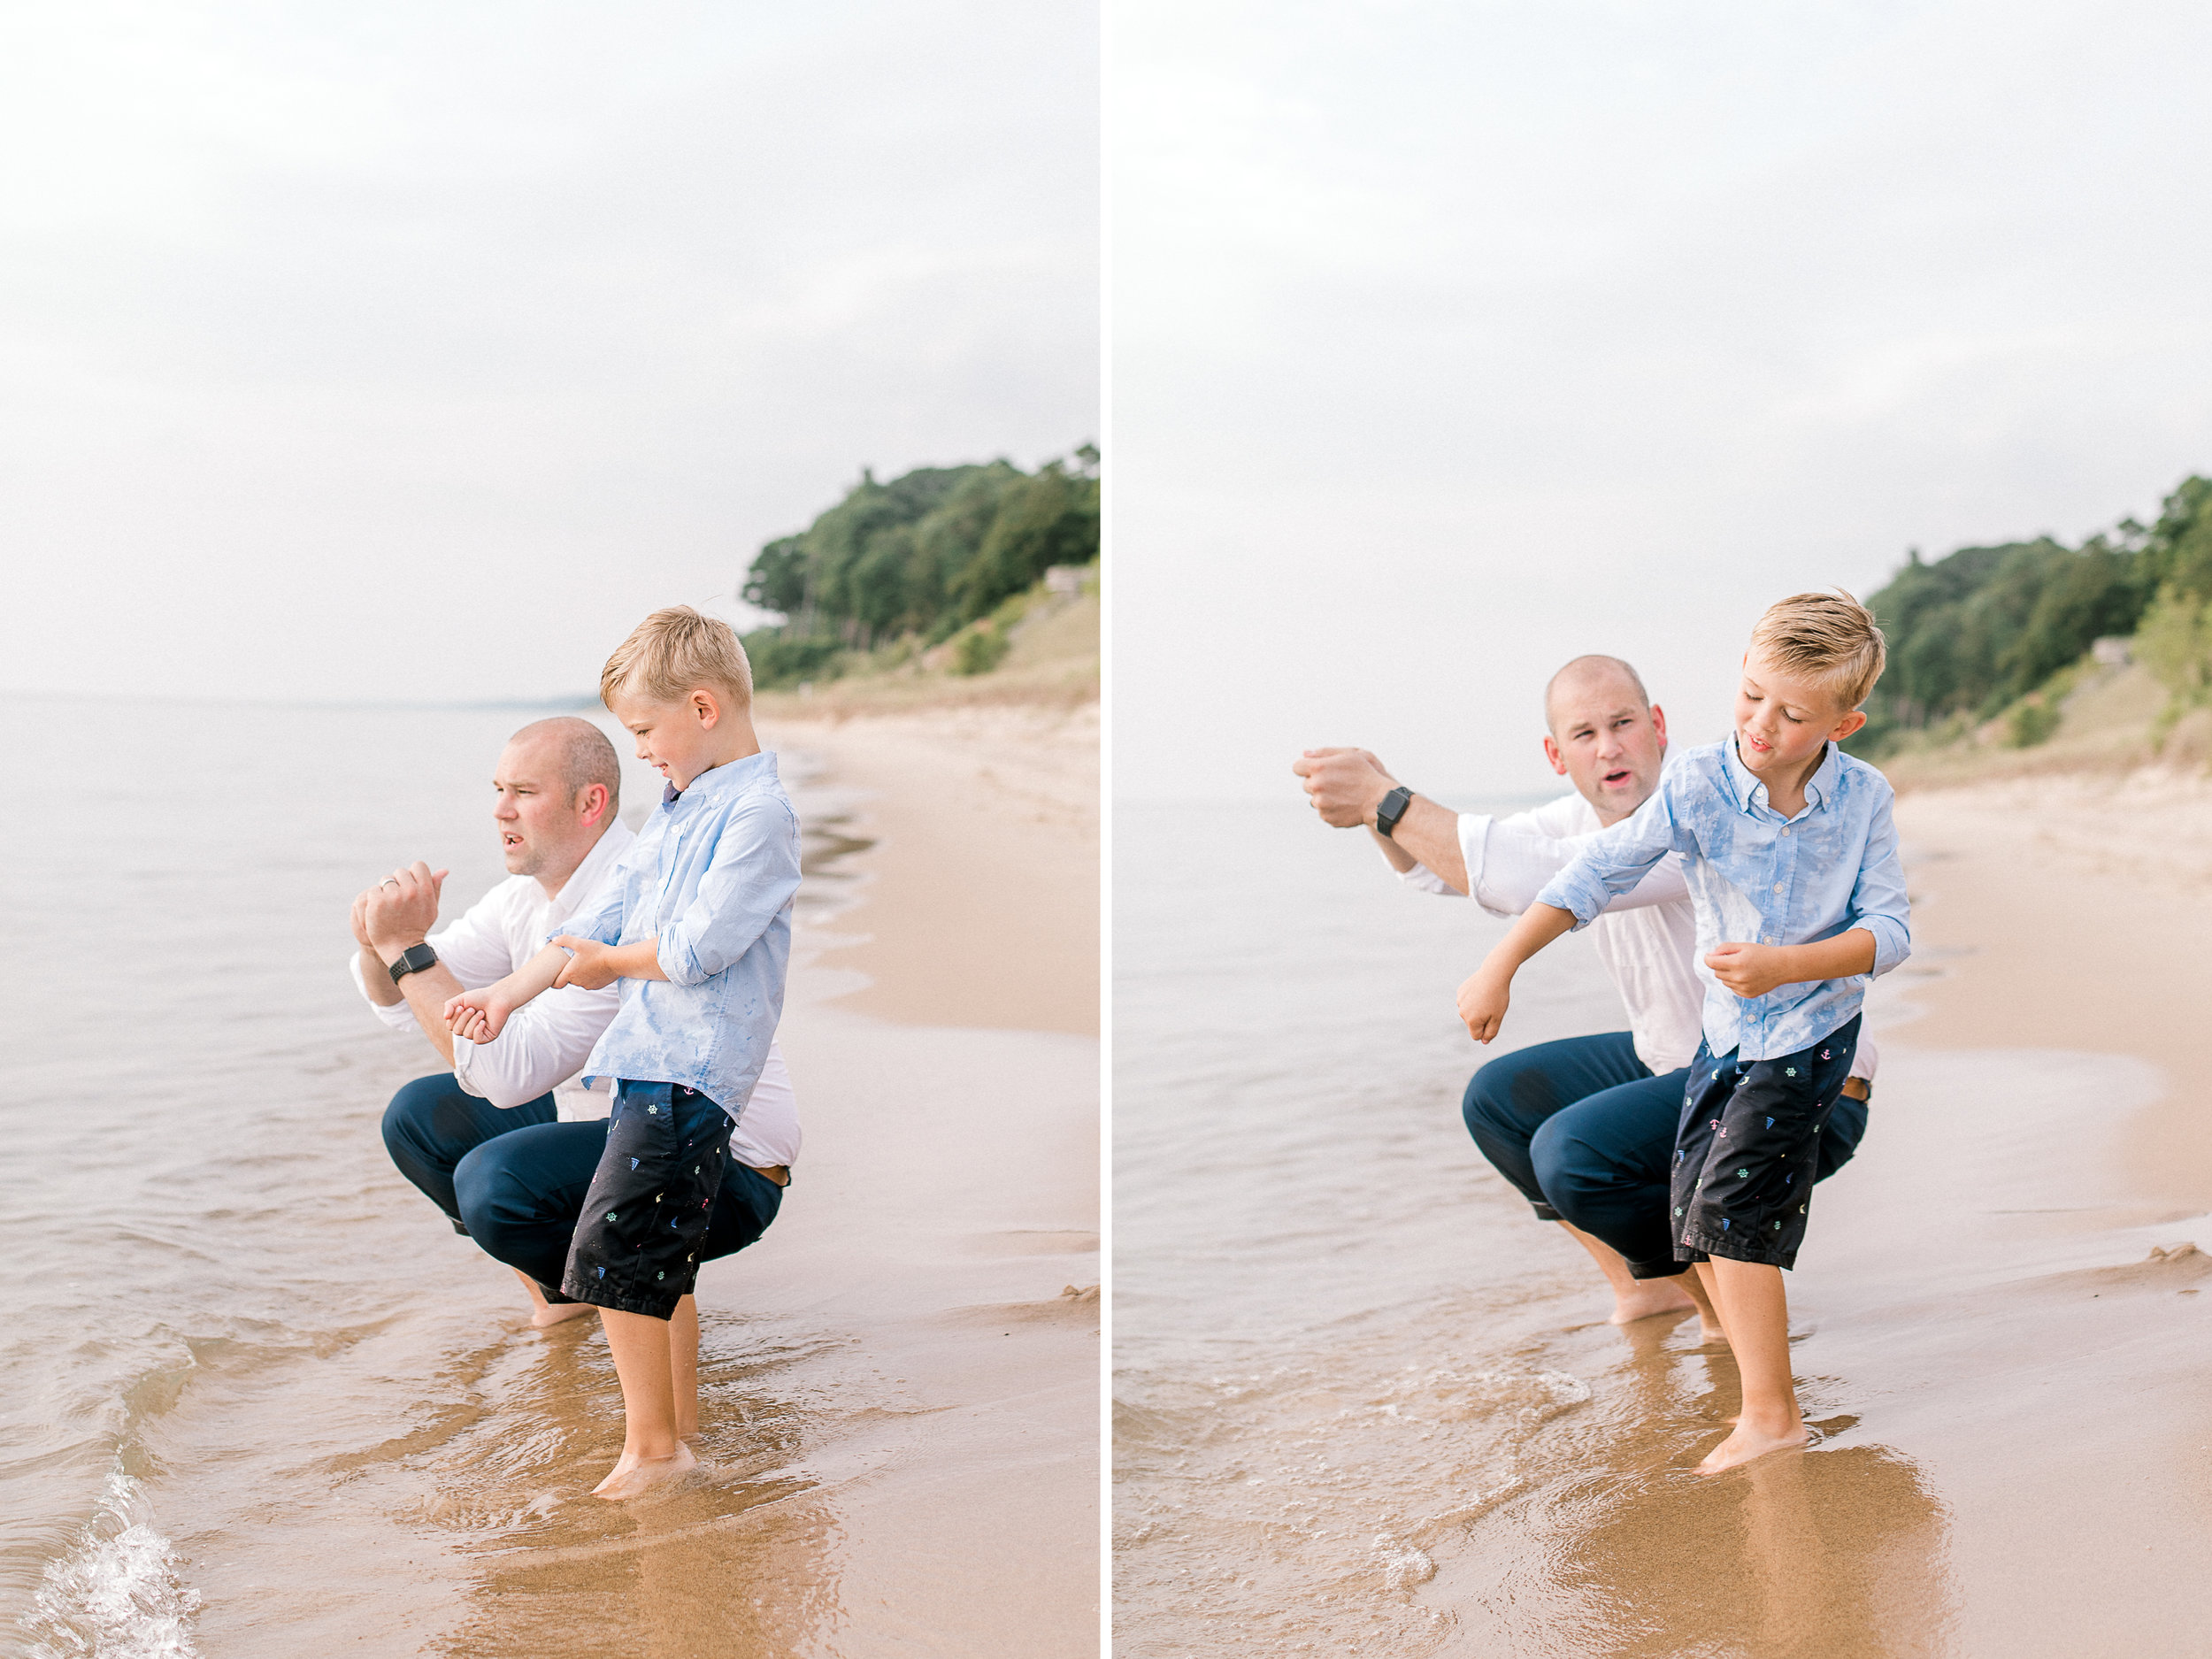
[557,749,800,1121]
[1534,739,1909,1063]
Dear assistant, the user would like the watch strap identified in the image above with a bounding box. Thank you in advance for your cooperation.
[1375,786,1416,840]
[388,942,439,984]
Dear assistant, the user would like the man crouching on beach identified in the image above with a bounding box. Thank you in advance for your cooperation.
[1294,652,1875,1343]
[446,606,799,1499]
[348,712,798,1480]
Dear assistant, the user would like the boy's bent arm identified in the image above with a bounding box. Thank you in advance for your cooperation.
[445,943,572,1041]
[1705,929,1877,999]
[657,800,802,986]
[1845,790,1912,975]
[1529,781,1683,926]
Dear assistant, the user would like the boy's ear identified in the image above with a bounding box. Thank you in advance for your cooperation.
[691,688,721,729]
[1830,708,1868,742]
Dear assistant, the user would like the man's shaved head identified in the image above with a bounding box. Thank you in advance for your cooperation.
[1543,655,1651,733]
[510,716,621,810]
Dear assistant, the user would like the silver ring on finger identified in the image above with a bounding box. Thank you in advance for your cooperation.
[380,878,401,887]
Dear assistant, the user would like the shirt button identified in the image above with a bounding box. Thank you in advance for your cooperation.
[1771,883,1784,894]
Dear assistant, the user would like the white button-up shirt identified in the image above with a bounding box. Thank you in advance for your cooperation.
[1394,791,1876,1084]
[347,818,802,1169]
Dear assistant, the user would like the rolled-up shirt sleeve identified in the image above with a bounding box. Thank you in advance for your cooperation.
[655,795,802,987]
[1534,786,1682,926]
[1388,853,1463,896]
[1475,809,1691,919]
[1844,791,1912,976]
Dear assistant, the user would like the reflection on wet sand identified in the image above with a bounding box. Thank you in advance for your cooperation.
[422,1310,846,1658]
[1437,1317,1955,1658]
[1557,1445,1953,1659]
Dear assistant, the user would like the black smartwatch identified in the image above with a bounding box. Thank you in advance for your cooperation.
[1374,786,1416,840]
[387,943,439,984]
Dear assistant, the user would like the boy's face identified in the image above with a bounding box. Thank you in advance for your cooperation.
[1732,648,1866,783]
[609,685,726,791]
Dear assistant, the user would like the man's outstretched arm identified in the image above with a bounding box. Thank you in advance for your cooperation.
[1292,748,1468,893]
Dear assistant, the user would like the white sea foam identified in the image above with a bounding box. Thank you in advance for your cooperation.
[21,1470,201,1659]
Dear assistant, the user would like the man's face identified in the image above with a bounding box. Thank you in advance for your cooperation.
[491,737,595,878]
[1542,672,1669,824]
[1731,648,1863,782]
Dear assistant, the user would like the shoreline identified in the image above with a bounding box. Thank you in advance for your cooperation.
[766,703,1101,1037]
[747,700,1102,1654]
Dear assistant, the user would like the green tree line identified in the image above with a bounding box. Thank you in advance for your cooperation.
[1855,472,2212,753]
[739,445,1099,686]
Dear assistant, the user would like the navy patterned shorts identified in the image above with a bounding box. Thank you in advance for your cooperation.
[561,1080,733,1318]
[1671,1016,1861,1271]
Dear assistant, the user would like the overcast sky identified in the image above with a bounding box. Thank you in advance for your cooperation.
[1111,0,2212,803]
[1,0,1096,704]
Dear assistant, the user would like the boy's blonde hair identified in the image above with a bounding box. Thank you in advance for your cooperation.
[600,605,754,712]
[1748,590,1887,710]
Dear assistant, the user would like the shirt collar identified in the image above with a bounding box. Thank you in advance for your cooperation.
[660,748,775,809]
[544,817,636,924]
[1721,737,1837,819]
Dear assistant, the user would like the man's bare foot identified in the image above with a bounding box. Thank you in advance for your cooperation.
[1609,1278,1697,1326]
[590,1440,697,1501]
[515,1269,595,1329]
[1697,1418,1807,1474]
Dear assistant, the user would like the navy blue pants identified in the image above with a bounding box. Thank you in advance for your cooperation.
[380,1074,781,1305]
[1460,1033,1866,1279]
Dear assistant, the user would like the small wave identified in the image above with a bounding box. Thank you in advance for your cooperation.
[20,1469,201,1659]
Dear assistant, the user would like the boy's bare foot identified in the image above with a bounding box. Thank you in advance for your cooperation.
[591,1440,697,1501]
[1697,1418,1807,1474]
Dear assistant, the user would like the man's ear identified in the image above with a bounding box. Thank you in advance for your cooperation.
[575,783,610,827]
[1541,734,1568,776]
[1830,709,1868,742]
[1648,703,1669,749]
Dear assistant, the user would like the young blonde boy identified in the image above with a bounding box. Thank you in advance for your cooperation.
[446,605,800,1499]
[1455,592,1910,1473]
